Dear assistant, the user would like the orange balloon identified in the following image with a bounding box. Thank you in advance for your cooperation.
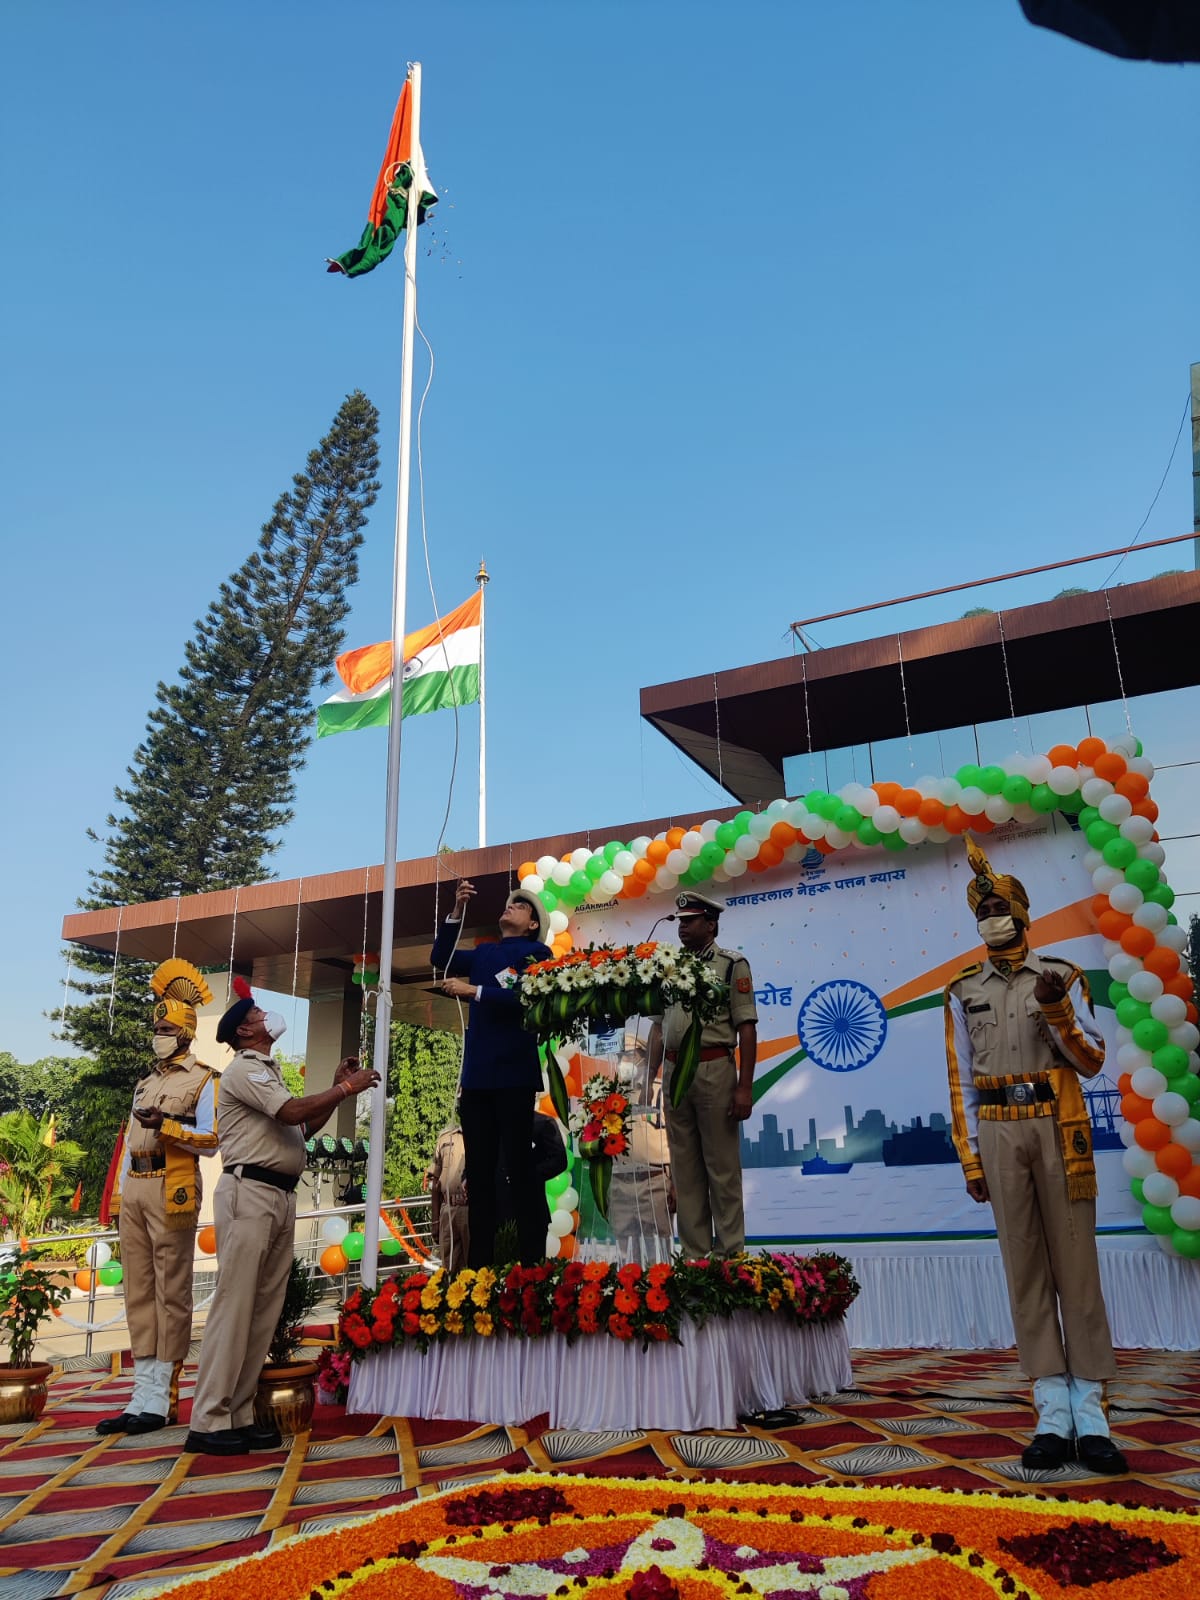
[75,1270,96,1292]
[1117,1072,1133,1096]
[197,1225,217,1255]
[1098,909,1132,941]
[1093,752,1128,782]
[1114,772,1149,801]
[1177,1167,1200,1200]
[646,840,669,866]
[1047,744,1077,768]
[757,840,784,867]
[896,788,923,817]
[1090,895,1111,921]
[624,877,647,898]
[1156,1142,1194,1179]
[918,798,946,827]
[570,1210,580,1230]
[746,855,770,873]
[633,858,656,883]
[1144,947,1181,981]
[1134,1117,1172,1151]
[971,815,996,834]
[320,1244,348,1276]
[1120,925,1157,958]
[517,861,537,882]
[537,1094,556,1117]
[873,782,901,805]
[556,1234,577,1260]
[1165,974,1194,1000]
[1132,798,1159,822]
[770,822,797,847]
[815,838,836,855]
[664,827,684,850]
[1120,1092,1154,1124]
[942,805,970,835]
[1077,737,1106,766]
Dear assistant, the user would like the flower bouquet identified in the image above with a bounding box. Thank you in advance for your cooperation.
[521,943,729,1111]
[568,1074,633,1217]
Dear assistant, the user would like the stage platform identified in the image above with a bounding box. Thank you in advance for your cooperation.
[348,1313,852,1431]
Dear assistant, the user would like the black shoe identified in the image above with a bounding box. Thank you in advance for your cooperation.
[125,1412,169,1434]
[1076,1434,1129,1475]
[1021,1432,1074,1470]
[96,1412,140,1436]
[240,1424,283,1450]
[183,1428,248,1456]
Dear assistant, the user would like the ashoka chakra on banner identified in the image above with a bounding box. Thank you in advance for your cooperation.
[798,979,887,1071]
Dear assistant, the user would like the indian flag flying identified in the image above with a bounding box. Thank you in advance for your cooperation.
[317,593,481,738]
[327,79,437,279]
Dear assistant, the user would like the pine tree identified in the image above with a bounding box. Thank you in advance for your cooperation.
[61,392,381,1198]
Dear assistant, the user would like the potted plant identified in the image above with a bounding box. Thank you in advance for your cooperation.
[0,1243,72,1423]
[254,1257,325,1434]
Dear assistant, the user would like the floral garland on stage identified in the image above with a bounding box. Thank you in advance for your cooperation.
[131,1471,1200,1600]
[337,1252,858,1356]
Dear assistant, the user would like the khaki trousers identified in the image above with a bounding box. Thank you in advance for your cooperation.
[664,1052,744,1258]
[118,1174,198,1363]
[979,1115,1116,1381]
[189,1173,296,1433]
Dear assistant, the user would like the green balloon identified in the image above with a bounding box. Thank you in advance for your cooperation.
[979,765,1006,795]
[1142,1203,1175,1236]
[955,764,982,789]
[380,1236,402,1257]
[1125,859,1160,893]
[1134,737,1144,757]
[1133,1017,1169,1053]
[1002,774,1032,805]
[1103,837,1137,870]
[1058,791,1084,815]
[1130,1178,1145,1204]
[1176,1073,1200,1107]
[585,855,607,881]
[835,805,862,833]
[882,831,908,853]
[856,819,882,847]
[1172,1226,1200,1258]
[734,811,755,834]
[805,790,827,813]
[715,822,738,850]
[818,793,842,822]
[1146,883,1176,910]
[540,889,558,911]
[569,871,591,896]
[99,1262,123,1286]
[1030,783,1058,814]
[1086,819,1119,850]
[1153,1044,1189,1079]
[342,1230,365,1262]
[1077,805,1100,831]
[603,841,623,864]
[1115,997,1150,1029]
[546,1171,570,1197]
[700,842,725,869]
[1107,981,1130,1009]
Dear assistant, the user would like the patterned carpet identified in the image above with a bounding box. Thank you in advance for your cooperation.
[1,1347,1198,1599]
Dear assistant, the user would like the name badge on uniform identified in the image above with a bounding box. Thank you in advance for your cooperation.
[497,966,518,990]
[967,1003,992,1014]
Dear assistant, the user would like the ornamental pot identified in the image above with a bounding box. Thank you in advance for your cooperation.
[254,1361,318,1434]
[0,1362,54,1425]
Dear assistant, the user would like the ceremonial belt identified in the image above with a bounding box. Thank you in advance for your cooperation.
[976,1081,1055,1108]
[230,1163,301,1194]
[665,1046,732,1063]
[129,1153,166,1174]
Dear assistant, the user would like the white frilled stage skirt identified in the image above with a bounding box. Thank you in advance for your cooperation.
[348,1313,853,1431]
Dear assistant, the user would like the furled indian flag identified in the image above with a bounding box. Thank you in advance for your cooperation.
[327,79,437,278]
[317,593,481,738]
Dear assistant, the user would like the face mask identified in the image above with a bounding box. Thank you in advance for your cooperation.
[264,1011,288,1042]
[978,915,1018,948]
[152,1035,182,1059]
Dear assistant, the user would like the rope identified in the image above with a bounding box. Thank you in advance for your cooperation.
[895,635,914,771]
[1103,590,1134,734]
[712,673,725,793]
[225,887,240,1001]
[171,893,181,959]
[800,653,816,787]
[106,908,123,1034]
[290,876,304,1044]
[995,611,1023,750]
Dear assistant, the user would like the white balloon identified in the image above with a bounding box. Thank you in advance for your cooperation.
[915,775,942,794]
[560,1185,579,1211]
[570,847,592,871]
[681,831,704,857]
[1011,805,1040,825]
[825,825,853,849]
[1076,765,1095,785]
[938,778,963,806]
[958,785,987,814]
[1159,924,1188,953]
[1091,866,1124,894]
[1137,843,1166,867]
[1154,1091,1191,1127]
[545,1231,561,1258]
[1190,1051,1200,1074]
[551,862,573,887]
[522,873,545,894]
[1131,1066,1168,1099]
[1102,940,1122,959]
[1117,1042,1153,1074]
[1047,765,1078,797]
[926,825,951,843]
[733,834,759,861]
[723,855,748,878]
[1152,995,1189,1027]
[784,802,807,829]
[613,851,636,877]
[700,818,720,841]
[548,910,569,935]
[1128,755,1155,780]
[665,848,689,875]
[898,817,926,844]
[86,1242,112,1268]
[1119,1119,1136,1147]
[804,815,829,840]
[873,805,901,833]
[548,1209,573,1237]
[1119,815,1154,845]
[629,836,651,858]
[1171,1196,1200,1230]
[1026,755,1051,783]
[1133,902,1169,932]
[1109,952,1141,983]
[536,855,558,879]
[857,788,881,816]
[1109,883,1144,915]
[653,867,678,891]
[985,795,1014,824]
[1128,970,1163,1003]
[1173,1118,1200,1152]
[1098,793,1132,823]
[746,813,771,840]
[1143,1172,1180,1207]
[1082,848,1104,874]
[1110,733,1137,758]
[321,1216,349,1244]
[599,870,623,896]
[1122,1145,1158,1178]
[783,843,806,863]
[1081,777,1114,806]
[711,864,731,882]
[767,797,790,817]
[1169,1022,1200,1052]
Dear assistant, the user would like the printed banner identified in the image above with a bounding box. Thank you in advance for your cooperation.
[575,816,1138,1243]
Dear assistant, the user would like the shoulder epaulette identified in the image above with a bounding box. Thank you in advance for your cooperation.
[945,962,983,994]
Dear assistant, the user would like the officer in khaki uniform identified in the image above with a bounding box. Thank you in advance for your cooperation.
[426,1124,469,1272]
[184,979,379,1456]
[945,836,1126,1476]
[650,892,757,1259]
[98,960,218,1435]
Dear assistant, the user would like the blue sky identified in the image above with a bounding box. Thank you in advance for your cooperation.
[1,2,1195,1060]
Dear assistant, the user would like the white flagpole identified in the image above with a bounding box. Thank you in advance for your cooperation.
[362,62,423,1290]
[476,558,489,848]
